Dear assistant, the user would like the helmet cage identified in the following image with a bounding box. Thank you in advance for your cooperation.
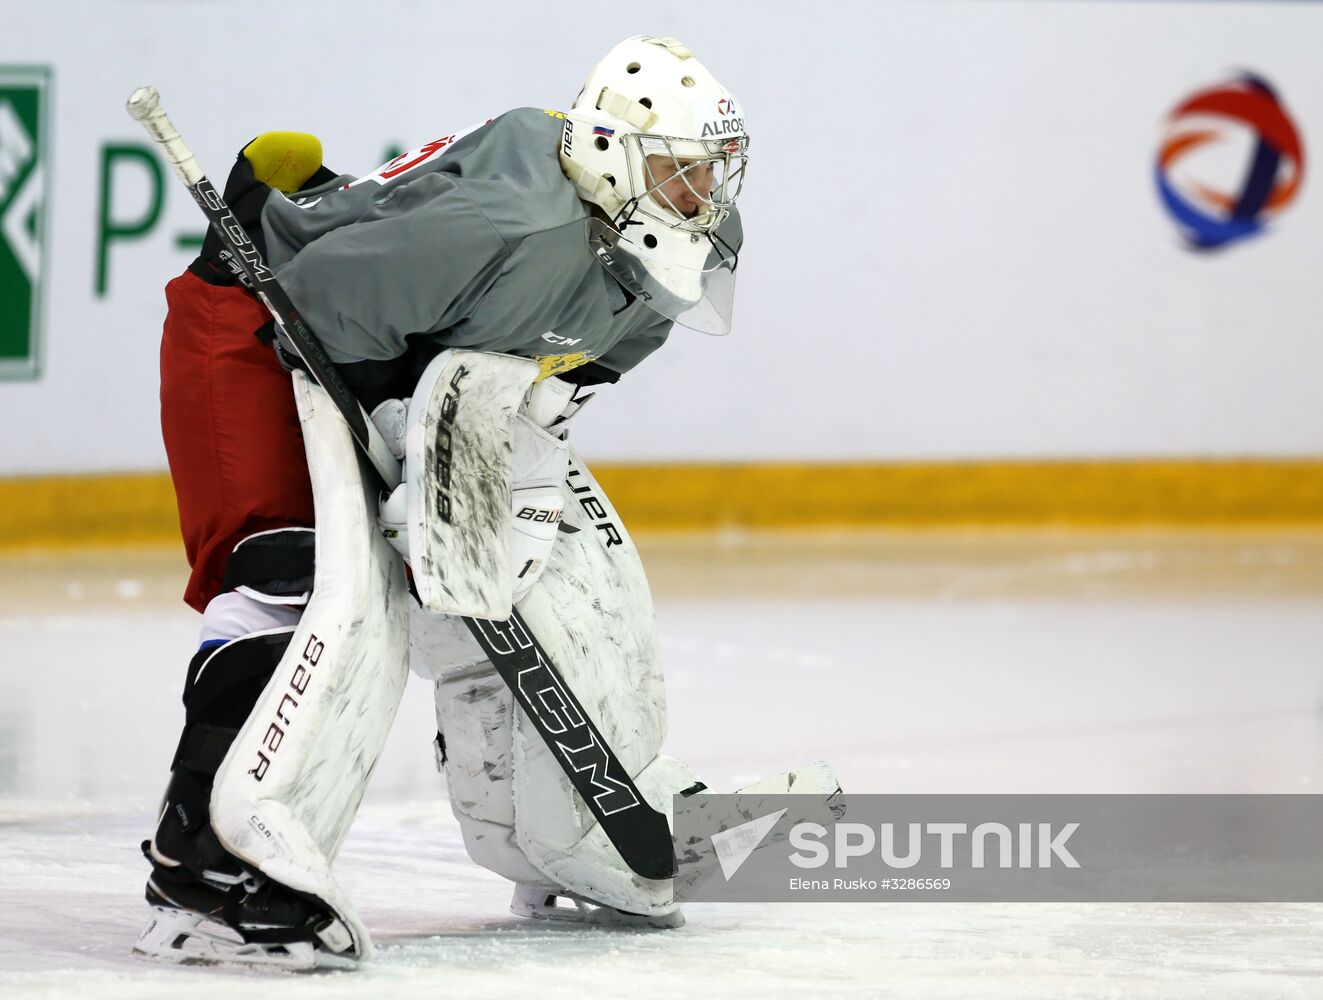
[620,132,748,234]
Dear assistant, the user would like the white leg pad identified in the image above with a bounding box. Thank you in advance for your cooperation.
[514,753,699,915]
[423,450,838,918]
[208,372,411,960]
[510,450,679,912]
[423,449,690,915]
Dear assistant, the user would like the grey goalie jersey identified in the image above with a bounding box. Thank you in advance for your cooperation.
[260,108,671,384]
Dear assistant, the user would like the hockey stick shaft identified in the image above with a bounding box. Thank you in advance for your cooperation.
[125,86,401,489]
[126,86,675,881]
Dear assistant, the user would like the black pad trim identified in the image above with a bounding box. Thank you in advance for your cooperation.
[185,630,296,724]
[172,631,295,776]
[187,256,245,287]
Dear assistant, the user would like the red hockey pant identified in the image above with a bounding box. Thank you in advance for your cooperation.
[159,270,315,613]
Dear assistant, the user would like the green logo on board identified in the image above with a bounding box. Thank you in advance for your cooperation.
[0,66,50,379]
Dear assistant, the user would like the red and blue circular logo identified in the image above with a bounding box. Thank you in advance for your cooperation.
[1155,74,1305,250]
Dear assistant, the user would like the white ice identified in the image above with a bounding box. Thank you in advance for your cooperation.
[2,530,1322,998]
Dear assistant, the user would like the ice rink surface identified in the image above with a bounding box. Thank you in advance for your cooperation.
[3,529,1322,998]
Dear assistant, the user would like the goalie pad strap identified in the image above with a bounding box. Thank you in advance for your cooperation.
[176,722,242,775]
[155,768,211,840]
[220,528,316,601]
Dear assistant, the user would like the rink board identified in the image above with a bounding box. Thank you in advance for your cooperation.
[4,459,1323,549]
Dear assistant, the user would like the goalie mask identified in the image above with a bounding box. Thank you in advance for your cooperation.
[561,35,747,335]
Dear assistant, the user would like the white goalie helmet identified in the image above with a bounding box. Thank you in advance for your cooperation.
[560,35,748,335]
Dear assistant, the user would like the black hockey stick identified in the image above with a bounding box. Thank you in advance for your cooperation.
[126,86,675,882]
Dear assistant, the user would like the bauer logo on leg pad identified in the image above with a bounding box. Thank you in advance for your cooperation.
[249,633,325,782]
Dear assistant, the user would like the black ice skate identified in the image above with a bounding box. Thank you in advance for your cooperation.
[136,851,355,970]
[133,636,355,970]
[134,771,355,969]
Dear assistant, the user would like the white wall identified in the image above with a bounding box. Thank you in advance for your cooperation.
[2,0,1319,474]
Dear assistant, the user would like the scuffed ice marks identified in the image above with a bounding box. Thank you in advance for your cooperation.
[9,532,1323,992]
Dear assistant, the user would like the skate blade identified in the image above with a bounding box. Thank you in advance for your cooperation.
[132,906,358,971]
[510,887,684,929]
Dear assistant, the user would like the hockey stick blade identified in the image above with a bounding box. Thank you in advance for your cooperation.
[465,612,676,881]
[125,86,401,490]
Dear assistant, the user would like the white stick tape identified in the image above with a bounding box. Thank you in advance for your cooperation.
[125,86,204,187]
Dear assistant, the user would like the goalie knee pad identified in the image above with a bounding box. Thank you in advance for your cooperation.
[199,593,304,646]
[154,524,318,872]
[220,527,316,606]
[197,528,314,669]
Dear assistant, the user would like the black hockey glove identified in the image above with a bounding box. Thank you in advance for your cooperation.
[186,152,273,288]
[186,133,336,289]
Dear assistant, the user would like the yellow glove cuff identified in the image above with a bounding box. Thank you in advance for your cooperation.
[242,132,324,193]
